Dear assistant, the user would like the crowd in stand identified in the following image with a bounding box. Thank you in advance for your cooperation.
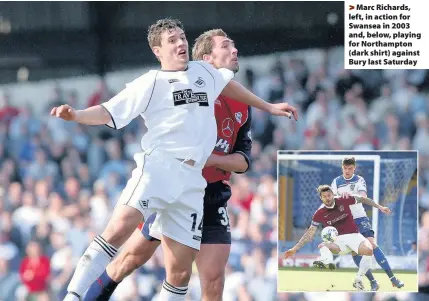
[0,47,428,300]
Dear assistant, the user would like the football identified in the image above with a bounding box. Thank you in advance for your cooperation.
[321,226,338,243]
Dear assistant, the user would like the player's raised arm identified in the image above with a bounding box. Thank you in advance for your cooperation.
[353,195,391,215]
[284,224,318,258]
[221,80,298,120]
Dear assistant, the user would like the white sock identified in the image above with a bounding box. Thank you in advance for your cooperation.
[357,255,372,279]
[319,246,334,263]
[66,235,118,298]
[159,280,188,300]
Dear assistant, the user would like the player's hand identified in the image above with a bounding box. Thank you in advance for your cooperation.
[268,103,298,120]
[50,104,76,121]
[379,206,391,215]
[284,248,297,259]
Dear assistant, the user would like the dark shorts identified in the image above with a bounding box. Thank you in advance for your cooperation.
[200,202,231,244]
[354,216,375,238]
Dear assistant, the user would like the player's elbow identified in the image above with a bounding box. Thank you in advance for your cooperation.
[234,158,249,174]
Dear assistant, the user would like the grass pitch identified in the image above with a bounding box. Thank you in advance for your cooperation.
[278,267,418,292]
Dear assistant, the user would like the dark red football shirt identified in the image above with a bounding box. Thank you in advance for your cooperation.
[311,196,359,235]
[202,95,251,184]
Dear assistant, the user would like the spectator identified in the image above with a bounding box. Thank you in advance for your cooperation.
[18,241,51,301]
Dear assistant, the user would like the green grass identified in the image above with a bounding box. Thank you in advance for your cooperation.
[278,268,418,292]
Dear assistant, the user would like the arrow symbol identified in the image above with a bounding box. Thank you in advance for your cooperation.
[349,5,355,10]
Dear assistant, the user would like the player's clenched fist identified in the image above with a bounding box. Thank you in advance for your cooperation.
[50,104,76,121]
[379,206,391,215]
[284,248,296,259]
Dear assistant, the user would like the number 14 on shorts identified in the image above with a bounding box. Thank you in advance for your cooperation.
[191,213,203,232]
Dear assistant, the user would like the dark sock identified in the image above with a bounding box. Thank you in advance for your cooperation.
[83,270,119,301]
[373,247,394,278]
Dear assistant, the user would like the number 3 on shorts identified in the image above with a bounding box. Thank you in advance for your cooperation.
[218,207,229,226]
[190,213,203,232]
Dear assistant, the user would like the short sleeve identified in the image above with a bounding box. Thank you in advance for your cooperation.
[195,61,234,97]
[311,212,321,227]
[101,71,157,129]
[357,177,367,193]
[330,178,338,195]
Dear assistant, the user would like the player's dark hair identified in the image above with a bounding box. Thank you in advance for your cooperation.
[147,18,185,49]
[192,29,228,60]
[342,157,356,166]
[317,184,332,195]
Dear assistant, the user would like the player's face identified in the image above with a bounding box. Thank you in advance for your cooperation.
[320,190,335,208]
[154,27,189,69]
[208,36,239,73]
[342,164,356,179]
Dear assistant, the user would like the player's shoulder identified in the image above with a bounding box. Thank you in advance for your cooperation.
[356,175,366,181]
[313,206,326,217]
[127,70,158,87]
[191,61,234,80]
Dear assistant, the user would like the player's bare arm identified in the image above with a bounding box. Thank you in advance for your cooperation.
[50,104,111,125]
[353,195,391,215]
[284,225,317,258]
[205,153,247,173]
[221,80,298,120]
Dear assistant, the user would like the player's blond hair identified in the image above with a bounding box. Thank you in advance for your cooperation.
[317,185,333,195]
[147,18,185,49]
[192,29,228,60]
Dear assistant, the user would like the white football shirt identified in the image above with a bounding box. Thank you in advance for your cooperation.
[331,174,368,218]
[102,61,234,168]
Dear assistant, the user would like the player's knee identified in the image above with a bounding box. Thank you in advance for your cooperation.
[168,268,192,287]
[368,239,378,248]
[358,240,373,256]
[201,273,224,301]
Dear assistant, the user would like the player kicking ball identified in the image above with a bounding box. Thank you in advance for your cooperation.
[53,18,297,301]
[329,157,404,290]
[284,185,391,291]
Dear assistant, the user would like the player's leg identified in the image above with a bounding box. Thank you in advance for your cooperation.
[352,234,374,290]
[353,217,379,290]
[160,235,198,300]
[366,236,404,288]
[195,203,231,301]
[313,242,339,270]
[84,214,161,300]
[64,204,143,301]
[65,151,168,301]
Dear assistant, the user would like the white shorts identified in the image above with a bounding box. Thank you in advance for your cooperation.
[117,148,207,250]
[335,233,367,255]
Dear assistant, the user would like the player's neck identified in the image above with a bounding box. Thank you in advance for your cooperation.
[160,62,188,72]
[343,174,355,181]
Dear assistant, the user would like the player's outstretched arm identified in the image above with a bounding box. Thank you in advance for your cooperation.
[221,81,298,120]
[354,195,391,215]
[50,104,111,126]
[284,225,317,258]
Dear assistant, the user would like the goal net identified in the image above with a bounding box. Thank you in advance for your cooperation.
[278,152,417,267]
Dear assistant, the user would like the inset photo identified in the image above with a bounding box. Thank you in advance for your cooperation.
[277,151,418,292]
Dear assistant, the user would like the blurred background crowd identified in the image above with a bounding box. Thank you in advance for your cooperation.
[0,2,429,301]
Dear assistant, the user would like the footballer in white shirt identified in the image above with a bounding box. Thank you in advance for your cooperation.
[51,18,298,301]
[324,157,404,290]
